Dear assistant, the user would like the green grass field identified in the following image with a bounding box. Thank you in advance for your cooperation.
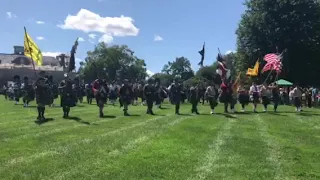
[0,97,319,180]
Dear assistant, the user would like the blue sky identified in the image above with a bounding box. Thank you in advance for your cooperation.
[0,0,246,75]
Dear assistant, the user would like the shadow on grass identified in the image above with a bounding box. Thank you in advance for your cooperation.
[127,114,141,117]
[34,118,54,125]
[25,105,37,108]
[216,113,237,119]
[65,116,91,125]
[100,115,117,119]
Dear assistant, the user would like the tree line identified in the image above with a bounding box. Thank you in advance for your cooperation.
[79,0,320,86]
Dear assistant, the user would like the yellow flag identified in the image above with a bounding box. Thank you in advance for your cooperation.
[252,60,260,75]
[246,68,254,76]
[24,31,43,66]
[246,60,259,76]
[232,72,241,93]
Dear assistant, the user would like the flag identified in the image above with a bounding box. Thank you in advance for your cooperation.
[69,38,79,72]
[216,54,230,81]
[232,72,241,93]
[261,53,282,73]
[24,28,43,66]
[246,60,259,76]
[198,42,205,66]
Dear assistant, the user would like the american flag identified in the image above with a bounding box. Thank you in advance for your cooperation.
[261,53,282,73]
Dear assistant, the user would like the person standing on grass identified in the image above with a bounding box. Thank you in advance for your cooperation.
[143,78,155,115]
[249,82,260,113]
[59,74,77,118]
[292,84,303,112]
[34,71,53,121]
[92,78,109,117]
[260,83,271,112]
[169,77,183,115]
[13,75,21,105]
[119,79,133,116]
[219,80,234,113]
[205,82,218,114]
[154,78,162,109]
[189,82,200,114]
[269,83,280,112]
[21,76,35,107]
[237,84,249,112]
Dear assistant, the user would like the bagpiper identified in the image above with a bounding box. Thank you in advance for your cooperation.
[59,74,77,118]
[21,76,35,107]
[119,79,133,116]
[189,82,200,114]
[34,71,53,121]
[92,78,109,117]
[13,75,21,105]
[169,76,183,115]
[143,78,155,115]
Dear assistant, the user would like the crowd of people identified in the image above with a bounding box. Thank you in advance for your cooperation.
[0,71,319,123]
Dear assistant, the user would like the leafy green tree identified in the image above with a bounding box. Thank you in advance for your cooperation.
[161,57,194,80]
[79,42,147,82]
[152,73,174,87]
[236,0,320,85]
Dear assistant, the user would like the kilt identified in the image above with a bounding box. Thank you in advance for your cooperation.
[95,92,107,106]
[251,93,260,103]
[219,93,232,103]
[60,94,76,107]
[23,90,35,101]
[261,96,270,105]
[238,94,249,105]
[294,97,302,107]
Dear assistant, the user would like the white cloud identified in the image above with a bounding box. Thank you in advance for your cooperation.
[78,37,85,42]
[42,52,63,57]
[146,70,155,77]
[88,33,97,39]
[99,34,113,43]
[36,21,45,24]
[225,50,236,54]
[6,12,17,18]
[57,9,139,38]
[36,36,45,40]
[154,35,163,41]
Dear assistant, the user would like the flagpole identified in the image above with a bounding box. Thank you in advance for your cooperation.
[24,27,37,78]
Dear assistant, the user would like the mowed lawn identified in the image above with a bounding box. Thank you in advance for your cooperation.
[0,97,320,180]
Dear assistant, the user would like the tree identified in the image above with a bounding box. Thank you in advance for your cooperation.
[161,57,194,80]
[236,0,320,85]
[79,42,147,82]
[152,73,174,87]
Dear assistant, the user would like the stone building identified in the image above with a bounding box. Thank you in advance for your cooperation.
[0,46,74,85]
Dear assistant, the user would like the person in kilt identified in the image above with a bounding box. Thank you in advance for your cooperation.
[154,78,163,109]
[59,74,77,118]
[249,82,260,113]
[48,75,59,107]
[237,84,250,112]
[85,83,94,104]
[260,83,271,112]
[13,75,21,105]
[35,71,53,121]
[119,79,133,116]
[21,76,35,107]
[143,78,155,115]
[92,78,109,117]
[269,83,280,112]
[189,82,200,114]
[219,80,234,113]
[169,77,183,115]
[205,81,218,114]
[109,81,118,106]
